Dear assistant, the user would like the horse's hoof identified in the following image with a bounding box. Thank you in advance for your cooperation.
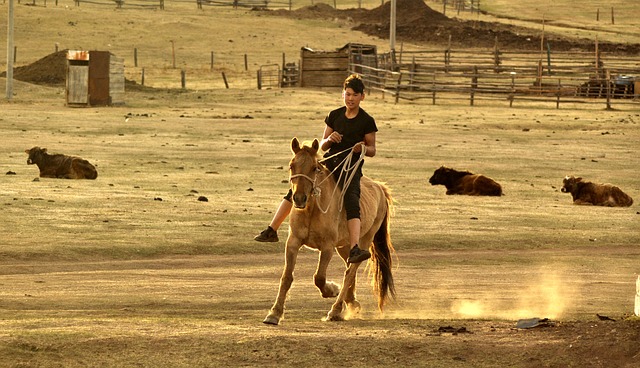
[263,315,280,325]
[346,301,362,316]
[323,313,345,322]
[321,281,340,298]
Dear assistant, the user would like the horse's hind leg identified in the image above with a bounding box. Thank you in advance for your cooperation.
[314,249,340,298]
[324,262,359,322]
[338,247,360,318]
[264,240,300,325]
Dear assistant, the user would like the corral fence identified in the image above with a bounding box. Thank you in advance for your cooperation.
[31,0,385,10]
[197,0,289,9]
[354,45,639,109]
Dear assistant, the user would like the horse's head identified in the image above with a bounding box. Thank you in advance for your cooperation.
[289,137,320,209]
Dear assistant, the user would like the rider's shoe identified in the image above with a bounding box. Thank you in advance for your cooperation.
[347,245,371,264]
[254,226,279,242]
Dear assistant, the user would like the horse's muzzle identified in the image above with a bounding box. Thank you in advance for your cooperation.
[293,193,307,209]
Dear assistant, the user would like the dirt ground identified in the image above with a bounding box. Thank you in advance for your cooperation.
[1,84,639,366]
[1,250,640,367]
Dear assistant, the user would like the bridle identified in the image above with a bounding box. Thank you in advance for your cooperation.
[289,144,366,214]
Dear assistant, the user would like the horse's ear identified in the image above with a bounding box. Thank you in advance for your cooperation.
[311,138,319,152]
[576,177,582,182]
[291,138,301,153]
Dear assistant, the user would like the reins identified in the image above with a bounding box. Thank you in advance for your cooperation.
[290,144,367,214]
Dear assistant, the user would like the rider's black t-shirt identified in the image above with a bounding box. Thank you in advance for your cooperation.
[323,106,377,165]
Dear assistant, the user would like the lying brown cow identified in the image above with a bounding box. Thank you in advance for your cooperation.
[561,175,633,207]
[429,166,502,196]
[25,146,98,179]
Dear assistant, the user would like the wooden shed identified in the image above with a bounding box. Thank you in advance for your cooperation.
[299,43,377,88]
[66,50,125,107]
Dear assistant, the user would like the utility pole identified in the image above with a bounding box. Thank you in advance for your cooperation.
[6,0,15,100]
[390,0,396,52]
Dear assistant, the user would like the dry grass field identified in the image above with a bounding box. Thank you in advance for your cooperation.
[1,1,639,367]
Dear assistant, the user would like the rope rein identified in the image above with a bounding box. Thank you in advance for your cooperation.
[289,144,367,214]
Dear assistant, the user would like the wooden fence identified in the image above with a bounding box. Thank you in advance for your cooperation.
[65,0,374,10]
[355,48,639,109]
[197,0,292,9]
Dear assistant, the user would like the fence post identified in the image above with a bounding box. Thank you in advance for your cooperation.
[395,72,402,104]
[409,57,416,91]
[445,35,451,73]
[210,51,214,70]
[509,72,515,107]
[181,69,186,89]
[170,40,176,69]
[493,36,501,73]
[470,66,478,106]
[556,78,561,109]
[546,42,552,75]
[611,7,614,25]
[257,70,262,90]
[134,48,138,67]
[244,54,248,71]
[141,67,145,86]
[605,69,612,110]
[222,72,229,89]
[432,73,436,105]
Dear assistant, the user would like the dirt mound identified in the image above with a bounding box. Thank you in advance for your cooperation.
[3,50,146,88]
[261,0,640,54]
[1,50,68,86]
[358,0,450,25]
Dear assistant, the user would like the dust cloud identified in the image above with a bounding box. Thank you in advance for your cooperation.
[385,267,578,321]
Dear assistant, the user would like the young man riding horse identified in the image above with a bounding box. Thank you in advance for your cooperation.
[255,74,377,264]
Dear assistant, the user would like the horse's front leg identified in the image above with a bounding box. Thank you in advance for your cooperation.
[314,249,340,298]
[263,238,301,325]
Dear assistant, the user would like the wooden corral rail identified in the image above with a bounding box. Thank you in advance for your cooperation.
[364,48,639,108]
[197,0,292,9]
[74,0,164,9]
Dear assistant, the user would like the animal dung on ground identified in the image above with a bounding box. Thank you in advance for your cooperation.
[561,176,633,207]
[24,146,97,179]
[429,166,502,196]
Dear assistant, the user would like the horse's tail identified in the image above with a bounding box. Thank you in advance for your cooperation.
[369,185,396,311]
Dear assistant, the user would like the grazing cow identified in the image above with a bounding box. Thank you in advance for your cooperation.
[429,166,502,196]
[25,146,98,179]
[561,175,633,207]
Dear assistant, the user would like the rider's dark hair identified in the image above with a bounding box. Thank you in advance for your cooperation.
[344,74,365,94]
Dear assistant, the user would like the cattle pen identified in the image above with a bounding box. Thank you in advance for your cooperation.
[354,45,639,109]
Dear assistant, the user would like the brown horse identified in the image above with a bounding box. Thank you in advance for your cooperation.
[263,138,396,325]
